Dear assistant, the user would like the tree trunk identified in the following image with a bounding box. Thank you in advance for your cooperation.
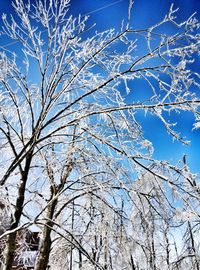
[130,254,136,270]
[34,197,57,270]
[3,154,33,270]
[78,249,82,269]
[69,201,75,270]
[188,221,200,270]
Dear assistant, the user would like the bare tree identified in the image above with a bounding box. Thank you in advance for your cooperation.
[0,0,199,269]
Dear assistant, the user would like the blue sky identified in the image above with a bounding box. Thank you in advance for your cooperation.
[0,0,199,173]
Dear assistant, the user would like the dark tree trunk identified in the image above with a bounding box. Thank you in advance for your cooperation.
[188,221,200,270]
[69,201,75,270]
[3,153,33,270]
[79,249,82,269]
[34,196,57,270]
[130,254,136,270]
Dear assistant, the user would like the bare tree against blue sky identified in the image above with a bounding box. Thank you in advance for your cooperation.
[0,0,199,269]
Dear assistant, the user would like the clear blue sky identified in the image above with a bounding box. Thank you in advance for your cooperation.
[0,0,199,173]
